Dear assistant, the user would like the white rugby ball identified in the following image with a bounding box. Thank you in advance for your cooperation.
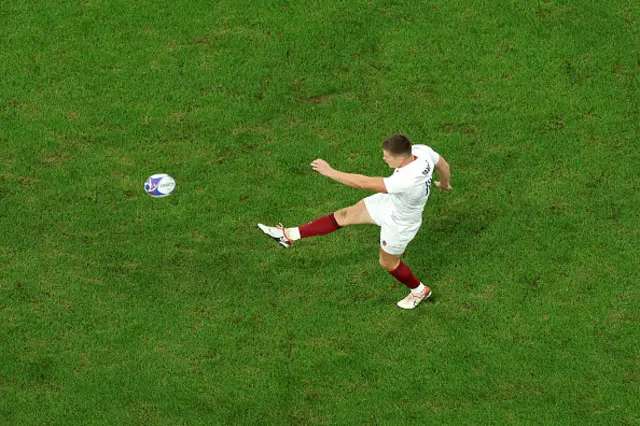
[144,173,176,198]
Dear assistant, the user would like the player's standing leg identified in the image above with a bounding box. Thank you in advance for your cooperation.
[379,248,431,309]
[257,199,375,247]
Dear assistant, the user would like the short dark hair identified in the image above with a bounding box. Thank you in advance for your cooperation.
[382,134,412,157]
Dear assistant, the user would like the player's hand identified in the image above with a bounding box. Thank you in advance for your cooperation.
[310,159,334,177]
[435,181,453,192]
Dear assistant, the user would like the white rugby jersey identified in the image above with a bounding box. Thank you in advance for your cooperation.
[382,144,440,225]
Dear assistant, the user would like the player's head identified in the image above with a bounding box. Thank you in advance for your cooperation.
[382,134,412,168]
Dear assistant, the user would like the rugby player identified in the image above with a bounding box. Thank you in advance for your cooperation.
[258,135,452,309]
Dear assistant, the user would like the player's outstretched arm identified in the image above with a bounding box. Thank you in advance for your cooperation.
[310,159,387,193]
[434,157,452,191]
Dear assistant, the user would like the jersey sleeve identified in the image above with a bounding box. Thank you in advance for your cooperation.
[414,144,440,166]
[383,172,413,194]
[426,147,440,166]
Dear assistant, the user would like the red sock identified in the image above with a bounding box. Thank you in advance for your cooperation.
[299,213,342,238]
[389,262,421,289]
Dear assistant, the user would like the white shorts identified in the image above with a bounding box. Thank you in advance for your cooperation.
[363,193,421,255]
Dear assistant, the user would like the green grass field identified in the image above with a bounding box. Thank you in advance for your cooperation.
[1,0,639,424]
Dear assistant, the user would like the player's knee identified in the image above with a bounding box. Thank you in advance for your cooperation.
[379,256,399,271]
[335,208,349,225]
[378,257,388,269]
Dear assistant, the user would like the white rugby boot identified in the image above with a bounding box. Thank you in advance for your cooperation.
[397,286,431,309]
[257,223,293,248]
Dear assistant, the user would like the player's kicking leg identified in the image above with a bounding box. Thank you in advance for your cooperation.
[379,247,431,310]
[257,199,375,248]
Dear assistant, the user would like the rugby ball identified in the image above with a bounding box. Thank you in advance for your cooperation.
[144,173,176,198]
